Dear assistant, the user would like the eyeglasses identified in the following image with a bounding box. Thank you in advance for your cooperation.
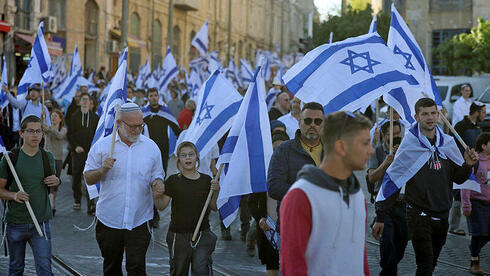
[121,120,145,131]
[303,117,323,126]
[179,152,196,158]
[23,129,43,135]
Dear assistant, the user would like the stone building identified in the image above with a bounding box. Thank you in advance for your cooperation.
[0,0,315,82]
[371,0,489,75]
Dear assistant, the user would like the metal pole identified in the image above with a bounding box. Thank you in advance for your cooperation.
[269,0,274,51]
[167,0,174,47]
[121,0,129,50]
[227,0,232,64]
[280,0,284,58]
[151,0,155,69]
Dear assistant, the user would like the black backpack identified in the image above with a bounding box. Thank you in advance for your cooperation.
[1,147,53,256]
[366,145,385,203]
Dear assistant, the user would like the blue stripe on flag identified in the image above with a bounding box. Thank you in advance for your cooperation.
[197,71,219,114]
[324,70,419,114]
[195,100,242,152]
[33,45,49,81]
[159,67,179,90]
[388,87,415,123]
[246,84,267,193]
[286,35,385,94]
[219,195,241,220]
[221,136,239,155]
[60,75,79,98]
[390,14,425,70]
[429,68,443,106]
[194,38,207,53]
[382,173,399,199]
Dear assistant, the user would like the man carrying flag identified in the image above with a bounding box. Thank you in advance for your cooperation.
[0,115,59,275]
[280,111,372,275]
[373,98,478,275]
[7,84,51,126]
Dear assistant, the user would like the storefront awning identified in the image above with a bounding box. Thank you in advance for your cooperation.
[15,33,63,56]
[109,29,146,48]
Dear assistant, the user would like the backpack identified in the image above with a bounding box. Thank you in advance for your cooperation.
[366,145,385,203]
[1,147,53,256]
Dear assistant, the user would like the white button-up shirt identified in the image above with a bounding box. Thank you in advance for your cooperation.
[452,96,471,126]
[84,132,164,230]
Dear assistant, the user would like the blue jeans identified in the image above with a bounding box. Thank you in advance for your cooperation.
[6,221,53,276]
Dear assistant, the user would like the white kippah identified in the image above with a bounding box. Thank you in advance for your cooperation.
[119,102,140,113]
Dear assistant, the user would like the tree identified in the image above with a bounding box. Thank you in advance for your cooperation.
[434,18,490,75]
[313,4,390,47]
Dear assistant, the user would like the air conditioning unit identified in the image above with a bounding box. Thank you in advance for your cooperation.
[107,40,118,53]
[46,16,57,33]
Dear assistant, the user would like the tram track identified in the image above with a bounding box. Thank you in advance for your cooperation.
[51,254,85,276]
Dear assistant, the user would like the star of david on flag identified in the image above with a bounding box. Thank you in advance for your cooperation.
[340,50,381,74]
[196,102,215,125]
[282,32,420,115]
[393,45,415,70]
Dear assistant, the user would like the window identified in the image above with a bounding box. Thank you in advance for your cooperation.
[85,0,99,38]
[430,0,472,12]
[129,13,141,73]
[15,0,31,30]
[49,0,66,30]
[152,20,162,69]
[189,30,197,59]
[172,26,181,62]
[431,29,470,75]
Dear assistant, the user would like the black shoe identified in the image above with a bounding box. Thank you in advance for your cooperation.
[221,228,232,240]
[52,209,56,217]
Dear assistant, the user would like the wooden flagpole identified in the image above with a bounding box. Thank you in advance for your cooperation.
[192,163,224,242]
[389,106,393,154]
[41,84,46,124]
[3,153,44,237]
[439,110,468,149]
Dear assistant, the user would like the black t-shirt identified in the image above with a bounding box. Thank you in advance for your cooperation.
[164,173,212,233]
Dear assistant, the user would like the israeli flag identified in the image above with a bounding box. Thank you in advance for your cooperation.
[0,136,6,154]
[88,71,94,83]
[188,67,202,102]
[283,32,420,115]
[17,22,52,99]
[183,70,242,158]
[387,3,442,107]
[225,57,242,88]
[135,58,150,89]
[240,59,254,89]
[453,173,482,193]
[0,56,9,110]
[368,14,377,33]
[217,67,273,227]
[87,48,128,199]
[55,45,83,101]
[207,51,221,73]
[159,47,179,101]
[191,20,209,56]
[329,32,333,43]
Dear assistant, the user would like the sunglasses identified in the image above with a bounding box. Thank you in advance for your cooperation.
[303,117,323,126]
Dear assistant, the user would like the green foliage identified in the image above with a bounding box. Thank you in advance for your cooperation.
[434,18,490,75]
[313,4,390,47]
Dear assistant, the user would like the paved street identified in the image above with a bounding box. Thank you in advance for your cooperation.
[1,158,489,275]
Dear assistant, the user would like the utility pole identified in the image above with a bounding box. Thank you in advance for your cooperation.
[280,0,284,58]
[121,0,129,50]
[167,0,174,48]
[269,0,274,51]
[151,0,155,69]
[227,0,232,64]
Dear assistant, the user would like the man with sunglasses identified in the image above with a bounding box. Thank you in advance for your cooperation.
[84,102,165,275]
[0,115,59,275]
[267,102,324,234]
[280,111,372,275]
[67,91,99,214]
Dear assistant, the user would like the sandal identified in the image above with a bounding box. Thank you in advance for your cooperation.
[73,203,81,210]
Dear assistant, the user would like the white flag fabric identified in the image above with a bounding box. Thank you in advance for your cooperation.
[0,136,6,154]
[135,58,150,89]
[383,4,442,124]
[87,48,128,199]
[0,56,9,110]
[452,174,482,193]
[329,32,333,43]
[182,70,242,158]
[240,59,254,89]
[191,20,209,56]
[17,22,52,99]
[283,32,420,115]
[368,14,377,33]
[54,45,82,101]
[187,67,202,102]
[159,47,179,101]
[217,67,273,227]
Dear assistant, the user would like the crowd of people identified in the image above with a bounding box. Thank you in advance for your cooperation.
[0,66,488,276]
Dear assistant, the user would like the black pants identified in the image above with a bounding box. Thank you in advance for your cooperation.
[166,230,217,276]
[406,208,449,276]
[379,202,408,276]
[239,195,251,236]
[95,221,151,276]
[470,236,490,257]
[71,151,92,208]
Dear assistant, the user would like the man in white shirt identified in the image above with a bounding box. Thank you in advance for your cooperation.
[452,84,472,126]
[84,103,165,275]
[278,97,302,139]
[6,84,51,125]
